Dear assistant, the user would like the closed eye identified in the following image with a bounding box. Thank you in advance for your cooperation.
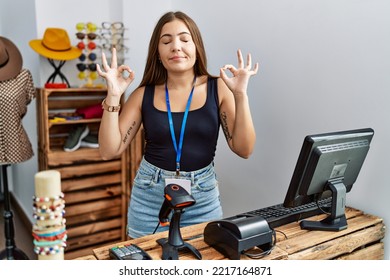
[180,35,191,43]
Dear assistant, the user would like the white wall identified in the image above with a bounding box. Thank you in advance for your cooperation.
[173,0,390,259]
[1,0,389,259]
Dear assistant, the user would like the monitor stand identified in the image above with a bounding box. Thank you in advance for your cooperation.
[300,179,347,231]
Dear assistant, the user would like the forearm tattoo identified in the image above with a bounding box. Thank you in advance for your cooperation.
[123,121,136,144]
[220,112,232,141]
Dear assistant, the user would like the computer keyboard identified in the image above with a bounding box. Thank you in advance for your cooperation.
[236,197,332,229]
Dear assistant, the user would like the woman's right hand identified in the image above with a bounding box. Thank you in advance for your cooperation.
[96,47,135,98]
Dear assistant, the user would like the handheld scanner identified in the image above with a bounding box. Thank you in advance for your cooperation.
[158,184,196,226]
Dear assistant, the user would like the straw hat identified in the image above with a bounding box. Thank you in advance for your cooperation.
[29,28,81,61]
[0,36,23,82]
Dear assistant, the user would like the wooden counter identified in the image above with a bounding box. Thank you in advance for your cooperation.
[88,207,385,260]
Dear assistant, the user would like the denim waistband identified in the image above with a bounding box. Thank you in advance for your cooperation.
[140,157,215,185]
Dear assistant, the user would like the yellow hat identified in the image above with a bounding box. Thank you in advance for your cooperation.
[29,28,81,61]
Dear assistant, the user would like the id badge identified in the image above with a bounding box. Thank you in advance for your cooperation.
[165,178,191,194]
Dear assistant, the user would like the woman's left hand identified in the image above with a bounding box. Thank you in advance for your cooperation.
[220,49,259,95]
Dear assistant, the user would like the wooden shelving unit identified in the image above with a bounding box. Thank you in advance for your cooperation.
[36,87,134,259]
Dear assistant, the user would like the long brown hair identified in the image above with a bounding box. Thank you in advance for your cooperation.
[138,11,211,88]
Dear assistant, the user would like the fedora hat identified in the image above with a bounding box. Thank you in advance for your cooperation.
[29,28,81,61]
[0,36,23,82]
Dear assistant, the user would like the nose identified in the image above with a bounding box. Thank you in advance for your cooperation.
[171,38,181,52]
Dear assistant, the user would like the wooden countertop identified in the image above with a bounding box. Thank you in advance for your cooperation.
[80,207,385,260]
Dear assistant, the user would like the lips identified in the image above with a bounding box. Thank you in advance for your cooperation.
[169,56,185,61]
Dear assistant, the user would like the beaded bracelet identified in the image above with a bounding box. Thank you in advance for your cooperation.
[33,203,65,213]
[33,210,65,221]
[33,219,66,231]
[32,193,64,202]
[33,231,67,241]
[33,227,66,237]
[33,236,67,247]
[34,245,65,255]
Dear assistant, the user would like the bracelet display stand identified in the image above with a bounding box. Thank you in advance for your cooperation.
[0,164,29,260]
[33,170,66,260]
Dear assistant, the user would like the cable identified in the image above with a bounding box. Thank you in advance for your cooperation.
[274,229,288,240]
[316,197,331,215]
[242,229,276,259]
[152,222,160,234]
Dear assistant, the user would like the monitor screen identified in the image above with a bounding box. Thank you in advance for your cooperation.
[283,128,374,231]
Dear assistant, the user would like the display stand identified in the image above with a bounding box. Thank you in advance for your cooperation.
[156,209,201,260]
[33,170,65,260]
[300,179,348,231]
[0,164,29,260]
[46,59,70,88]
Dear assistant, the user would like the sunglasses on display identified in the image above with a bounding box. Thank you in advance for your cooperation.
[78,52,97,62]
[100,30,125,38]
[75,32,100,40]
[100,37,125,45]
[77,41,98,50]
[76,22,98,33]
[78,71,99,80]
[102,43,129,52]
[76,63,97,72]
[101,21,126,31]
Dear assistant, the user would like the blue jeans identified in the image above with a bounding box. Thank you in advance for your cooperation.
[127,157,223,238]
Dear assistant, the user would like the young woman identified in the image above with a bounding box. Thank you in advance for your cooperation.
[97,11,258,238]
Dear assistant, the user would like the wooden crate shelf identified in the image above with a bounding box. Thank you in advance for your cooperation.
[36,87,132,258]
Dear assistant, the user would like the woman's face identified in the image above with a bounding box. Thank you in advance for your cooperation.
[158,19,196,74]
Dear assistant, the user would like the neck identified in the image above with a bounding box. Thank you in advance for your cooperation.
[166,71,196,90]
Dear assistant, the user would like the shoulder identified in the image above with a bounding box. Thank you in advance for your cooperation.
[216,77,231,105]
[133,85,146,95]
[128,86,146,100]
[216,77,228,90]
[123,86,146,110]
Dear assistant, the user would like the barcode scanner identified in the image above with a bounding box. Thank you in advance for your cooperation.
[158,184,195,226]
[156,184,201,260]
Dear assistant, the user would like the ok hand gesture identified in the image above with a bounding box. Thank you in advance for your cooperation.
[220,49,259,96]
[96,48,135,98]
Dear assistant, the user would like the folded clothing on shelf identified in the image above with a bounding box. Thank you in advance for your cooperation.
[75,103,103,119]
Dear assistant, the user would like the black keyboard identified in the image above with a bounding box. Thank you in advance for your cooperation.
[238,198,332,229]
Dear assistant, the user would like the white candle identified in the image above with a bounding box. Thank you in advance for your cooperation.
[34,170,61,198]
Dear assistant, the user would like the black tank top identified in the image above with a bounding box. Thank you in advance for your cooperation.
[142,77,220,171]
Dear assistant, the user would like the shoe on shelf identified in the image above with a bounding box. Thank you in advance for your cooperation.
[80,134,99,149]
[63,125,89,152]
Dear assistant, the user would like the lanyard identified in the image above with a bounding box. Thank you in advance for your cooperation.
[165,77,196,176]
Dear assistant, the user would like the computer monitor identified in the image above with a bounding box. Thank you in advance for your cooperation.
[283,128,374,231]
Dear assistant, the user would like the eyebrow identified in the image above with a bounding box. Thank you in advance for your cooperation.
[160,31,191,39]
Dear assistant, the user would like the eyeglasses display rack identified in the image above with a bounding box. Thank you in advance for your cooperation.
[75,21,128,88]
[75,22,101,88]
